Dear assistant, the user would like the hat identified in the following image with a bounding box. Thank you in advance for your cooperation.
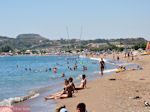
[60,108,68,112]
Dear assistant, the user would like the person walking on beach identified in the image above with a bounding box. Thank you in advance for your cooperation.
[100,58,105,77]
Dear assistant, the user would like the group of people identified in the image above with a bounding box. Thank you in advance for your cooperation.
[44,74,87,100]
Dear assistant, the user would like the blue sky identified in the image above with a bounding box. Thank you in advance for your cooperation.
[0,0,150,40]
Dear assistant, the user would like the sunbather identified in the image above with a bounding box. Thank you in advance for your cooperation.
[75,74,87,90]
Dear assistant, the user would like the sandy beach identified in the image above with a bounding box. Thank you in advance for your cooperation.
[57,54,150,112]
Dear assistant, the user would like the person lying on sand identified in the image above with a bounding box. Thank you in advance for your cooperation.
[75,74,87,90]
[128,65,143,71]
[44,80,72,100]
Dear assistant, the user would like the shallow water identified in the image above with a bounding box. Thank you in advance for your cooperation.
[0,55,136,111]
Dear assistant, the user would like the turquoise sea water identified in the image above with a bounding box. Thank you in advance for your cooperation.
[0,55,132,106]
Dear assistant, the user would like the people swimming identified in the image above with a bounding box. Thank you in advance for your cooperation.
[45,68,47,72]
[75,74,87,90]
[53,67,57,73]
[74,64,77,71]
[29,68,31,71]
[62,73,65,77]
[25,68,27,71]
[49,67,51,71]
[68,66,72,71]
[82,66,87,71]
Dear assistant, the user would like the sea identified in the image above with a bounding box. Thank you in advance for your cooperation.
[0,55,136,111]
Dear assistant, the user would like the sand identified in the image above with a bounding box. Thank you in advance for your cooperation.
[57,54,150,112]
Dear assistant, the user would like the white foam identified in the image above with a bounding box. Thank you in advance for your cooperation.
[0,92,40,106]
[94,68,117,74]
[90,57,107,63]
[79,55,86,58]
[29,93,40,99]
[0,97,21,106]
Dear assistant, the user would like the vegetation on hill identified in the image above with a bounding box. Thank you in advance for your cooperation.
[0,34,148,52]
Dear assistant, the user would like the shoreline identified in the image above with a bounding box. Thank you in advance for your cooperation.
[57,54,150,112]
[0,54,142,112]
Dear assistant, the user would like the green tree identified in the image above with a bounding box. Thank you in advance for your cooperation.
[0,45,13,52]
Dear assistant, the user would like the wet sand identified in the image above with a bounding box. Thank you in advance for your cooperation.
[57,54,150,112]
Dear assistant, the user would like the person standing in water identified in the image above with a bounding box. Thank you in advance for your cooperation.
[117,55,120,62]
[100,58,105,77]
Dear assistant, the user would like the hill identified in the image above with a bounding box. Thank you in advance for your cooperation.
[0,34,148,51]
[0,34,50,50]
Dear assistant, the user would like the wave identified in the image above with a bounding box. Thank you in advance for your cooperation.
[94,68,117,74]
[90,57,107,63]
[0,91,39,106]
[79,55,87,58]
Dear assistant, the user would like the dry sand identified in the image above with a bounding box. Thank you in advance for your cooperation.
[57,54,150,112]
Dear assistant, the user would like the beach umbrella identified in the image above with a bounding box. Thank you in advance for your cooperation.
[146,41,150,54]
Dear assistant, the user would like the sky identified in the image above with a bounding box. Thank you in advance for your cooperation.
[0,0,150,40]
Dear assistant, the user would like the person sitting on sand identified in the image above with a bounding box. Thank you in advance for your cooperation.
[69,77,76,93]
[76,103,87,112]
[44,80,72,100]
[75,74,87,90]
[49,79,68,96]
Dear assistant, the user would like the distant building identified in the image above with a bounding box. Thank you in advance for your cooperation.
[88,43,108,48]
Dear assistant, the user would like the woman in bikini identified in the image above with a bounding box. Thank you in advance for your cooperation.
[44,80,72,100]
[49,79,68,97]
[69,77,77,93]
[75,74,87,90]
